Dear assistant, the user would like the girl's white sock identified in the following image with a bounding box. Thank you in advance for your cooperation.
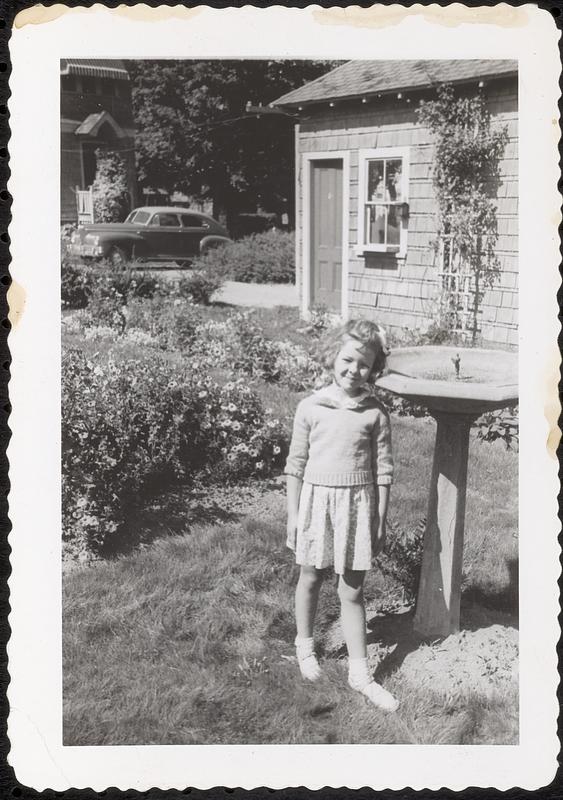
[295,636,322,682]
[348,657,399,712]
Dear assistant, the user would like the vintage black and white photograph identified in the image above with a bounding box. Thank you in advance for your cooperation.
[6,4,560,792]
[60,55,521,746]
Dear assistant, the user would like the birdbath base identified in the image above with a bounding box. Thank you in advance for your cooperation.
[413,411,478,638]
[375,346,518,639]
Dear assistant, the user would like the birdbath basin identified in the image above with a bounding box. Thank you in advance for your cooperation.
[376,346,518,638]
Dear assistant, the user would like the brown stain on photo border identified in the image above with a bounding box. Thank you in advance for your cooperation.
[7,281,26,328]
[15,3,202,28]
[15,2,529,29]
[313,4,529,29]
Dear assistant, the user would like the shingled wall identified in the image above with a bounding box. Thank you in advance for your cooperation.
[295,76,518,347]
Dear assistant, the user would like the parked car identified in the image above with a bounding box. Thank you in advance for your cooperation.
[68,207,232,266]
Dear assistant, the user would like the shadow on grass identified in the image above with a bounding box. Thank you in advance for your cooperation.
[99,488,241,559]
[460,556,519,630]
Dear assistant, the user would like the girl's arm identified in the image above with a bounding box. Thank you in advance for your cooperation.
[284,400,311,540]
[372,484,390,557]
[286,474,303,537]
[372,408,393,556]
[372,408,394,486]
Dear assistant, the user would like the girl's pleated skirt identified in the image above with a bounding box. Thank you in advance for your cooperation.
[287,482,377,575]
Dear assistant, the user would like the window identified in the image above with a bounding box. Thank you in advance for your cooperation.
[149,213,181,227]
[181,214,207,228]
[357,147,409,256]
[128,210,150,225]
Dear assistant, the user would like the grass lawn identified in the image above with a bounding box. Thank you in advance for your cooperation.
[63,413,518,746]
[62,300,518,745]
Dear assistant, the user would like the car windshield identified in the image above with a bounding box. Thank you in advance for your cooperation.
[125,210,151,225]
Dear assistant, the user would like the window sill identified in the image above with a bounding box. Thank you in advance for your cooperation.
[355,245,405,258]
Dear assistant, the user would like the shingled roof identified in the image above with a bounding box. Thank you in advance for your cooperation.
[273,60,517,107]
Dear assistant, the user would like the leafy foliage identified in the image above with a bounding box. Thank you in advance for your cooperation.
[91,149,131,223]
[174,269,225,305]
[376,518,425,606]
[191,230,295,284]
[126,60,340,218]
[474,406,519,450]
[62,350,286,555]
[417,85,509,339]
[61,258,95,310]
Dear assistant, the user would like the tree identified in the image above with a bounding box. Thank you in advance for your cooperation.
[126,60,340,222]
[91,149,131,222]
[417,85,508,341]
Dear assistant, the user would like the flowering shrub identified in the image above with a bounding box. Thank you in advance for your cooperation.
[190,312,321,390]
[62,349,286,554]
[125,297,201,351]
[192,375,287,482]
[191,230,295,284]
[272,339,321,391]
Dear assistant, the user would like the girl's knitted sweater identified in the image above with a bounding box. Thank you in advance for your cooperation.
[284,384,393,487]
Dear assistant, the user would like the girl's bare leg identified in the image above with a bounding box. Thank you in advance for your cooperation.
[295,565,323,681]
[295,565,323,638]
[338,569,399,711]
[338,569,367,658]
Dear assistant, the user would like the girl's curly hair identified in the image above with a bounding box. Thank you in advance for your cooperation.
[317,318,390,385]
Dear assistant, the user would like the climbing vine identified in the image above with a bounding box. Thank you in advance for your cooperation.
[417,84,509,340]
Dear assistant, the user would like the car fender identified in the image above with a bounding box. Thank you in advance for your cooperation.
[98,232,150,259]
[199,235,231,254]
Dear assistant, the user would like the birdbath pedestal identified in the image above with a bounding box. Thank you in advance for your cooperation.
[375,346,518,639]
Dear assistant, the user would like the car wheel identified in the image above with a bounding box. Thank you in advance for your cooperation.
[109,246,128,267]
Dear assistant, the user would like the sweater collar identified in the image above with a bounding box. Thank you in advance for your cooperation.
[313,382,371,410]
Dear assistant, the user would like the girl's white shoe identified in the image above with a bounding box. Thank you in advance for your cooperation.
[348,677,399,712]
[295,636,322,682]
[348,656,399,711]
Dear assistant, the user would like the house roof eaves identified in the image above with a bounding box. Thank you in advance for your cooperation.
[273,60,518,109]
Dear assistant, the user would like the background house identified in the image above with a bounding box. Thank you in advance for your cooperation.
[273,60,518,346]
[60,59,138,224]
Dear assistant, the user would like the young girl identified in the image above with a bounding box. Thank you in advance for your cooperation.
[285,318,399,712]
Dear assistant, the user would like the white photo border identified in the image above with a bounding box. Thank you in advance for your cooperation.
[7,3,561,791]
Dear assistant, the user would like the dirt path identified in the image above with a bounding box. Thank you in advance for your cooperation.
[213,281,298,308]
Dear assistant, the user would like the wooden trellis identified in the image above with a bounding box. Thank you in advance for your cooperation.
[437,234,480,338]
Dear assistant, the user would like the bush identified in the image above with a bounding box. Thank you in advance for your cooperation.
[61,259,95,310]
[126,297,202,351]
[376,518,425,606]
[68,263,163,327]
[91,149,130,222]
[192,311,320,389]
[174,269,224,305]
[475,406,519,449]
[375,387,429,419]
[62,350,287,555]
[191,230,295,284]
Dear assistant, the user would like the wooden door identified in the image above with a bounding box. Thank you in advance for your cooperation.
[310,159,343,310]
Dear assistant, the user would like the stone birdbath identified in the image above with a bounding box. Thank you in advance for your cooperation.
[375,346,518,638]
